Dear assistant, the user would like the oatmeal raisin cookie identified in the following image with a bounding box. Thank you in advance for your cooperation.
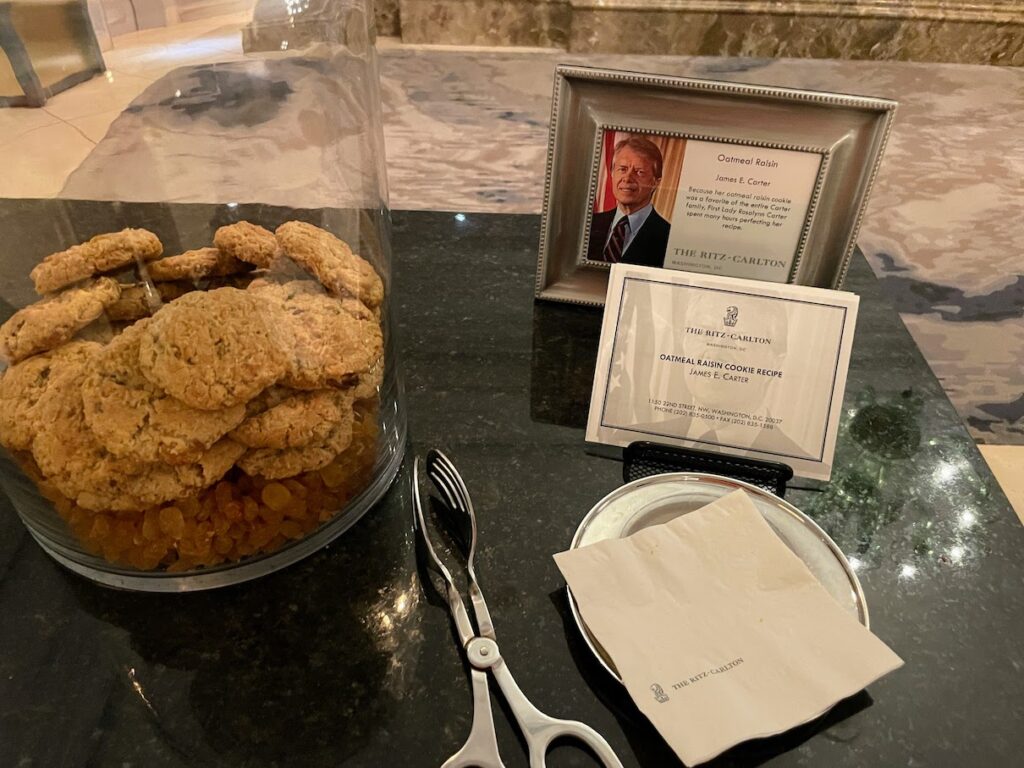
[231,389,353,450]
[0,340,102,451]
[214,221,279,268]
[137,288,288,410]
[82,319,247,464]
[248,280,382,390]
[274,221,383,308]
[146,247,251,282]
[0,277,121,363]
[237,414,354,479]
[31,228,162,294]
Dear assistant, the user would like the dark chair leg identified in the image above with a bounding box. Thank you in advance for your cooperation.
[0,4,47,107]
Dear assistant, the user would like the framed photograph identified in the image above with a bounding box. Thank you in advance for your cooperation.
[535,66,897,306]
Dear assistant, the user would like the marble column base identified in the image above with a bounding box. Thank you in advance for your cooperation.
[398,0,1023,65]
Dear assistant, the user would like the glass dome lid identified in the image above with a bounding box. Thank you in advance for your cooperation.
[0,0,405,590]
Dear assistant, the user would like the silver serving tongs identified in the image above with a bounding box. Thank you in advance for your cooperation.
[413,449,624,768]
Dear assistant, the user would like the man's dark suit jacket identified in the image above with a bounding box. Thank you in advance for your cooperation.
[586,207,671,268]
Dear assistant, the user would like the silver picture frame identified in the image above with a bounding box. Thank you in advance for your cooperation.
[535,65,897,306]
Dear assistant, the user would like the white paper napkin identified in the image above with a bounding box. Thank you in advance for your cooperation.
[554,490,903,765]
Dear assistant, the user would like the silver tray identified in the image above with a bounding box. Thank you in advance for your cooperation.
[566,472,867,682]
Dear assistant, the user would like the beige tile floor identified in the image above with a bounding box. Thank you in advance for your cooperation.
[979,446,1024,525]
[0,12,250,199]
[0,15,1019,522]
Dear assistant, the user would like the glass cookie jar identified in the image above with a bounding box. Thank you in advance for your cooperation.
[0,1,405,590]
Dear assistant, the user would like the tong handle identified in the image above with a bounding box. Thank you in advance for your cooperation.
[468,579,495,641]
[486,653,624,768]
[441,668,506,768]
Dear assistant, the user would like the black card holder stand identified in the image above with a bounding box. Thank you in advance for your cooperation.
[622,441,794,499]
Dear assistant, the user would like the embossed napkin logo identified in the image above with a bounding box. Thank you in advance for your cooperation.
[724,305,739,327]
[650,683,670,703]
[670,658,745,691]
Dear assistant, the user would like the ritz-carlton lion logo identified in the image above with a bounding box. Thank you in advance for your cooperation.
[650,683,670,703]
[724,306,739,327]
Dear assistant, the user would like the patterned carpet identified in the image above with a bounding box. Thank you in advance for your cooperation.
[60,48,1024,444]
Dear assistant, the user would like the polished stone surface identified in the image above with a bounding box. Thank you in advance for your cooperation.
[568,10,1024,64]
[0,202,1022,767]
[400,0,571,47]
[398,0,1024,64]
[571,0,1024,23]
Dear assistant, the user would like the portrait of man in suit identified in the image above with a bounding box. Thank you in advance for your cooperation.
[586,135,672,268]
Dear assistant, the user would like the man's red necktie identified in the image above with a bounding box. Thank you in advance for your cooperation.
[602,216,631,263]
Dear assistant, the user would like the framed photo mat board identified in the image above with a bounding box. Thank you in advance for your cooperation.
[535,66,897,307]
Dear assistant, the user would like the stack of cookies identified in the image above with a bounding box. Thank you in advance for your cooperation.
[0,220,385,572]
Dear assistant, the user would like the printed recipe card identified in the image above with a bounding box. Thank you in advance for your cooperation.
[586,265,858,480]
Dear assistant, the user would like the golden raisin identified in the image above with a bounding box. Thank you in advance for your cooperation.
[283,479,307,499]
[159,507,185,539]
[167,557,198,573]
[214,481,234,512]
[261,505,284,527]
[180,497,201,518]
[320,462,346,489]
[213,514,231,536]
[283,498,308,520]
[90,515,111,539]
[222,500,242,522]
[249,526,278,549]
[261,482,291,511]
[213,535,233,555]
[242,497,260,522]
